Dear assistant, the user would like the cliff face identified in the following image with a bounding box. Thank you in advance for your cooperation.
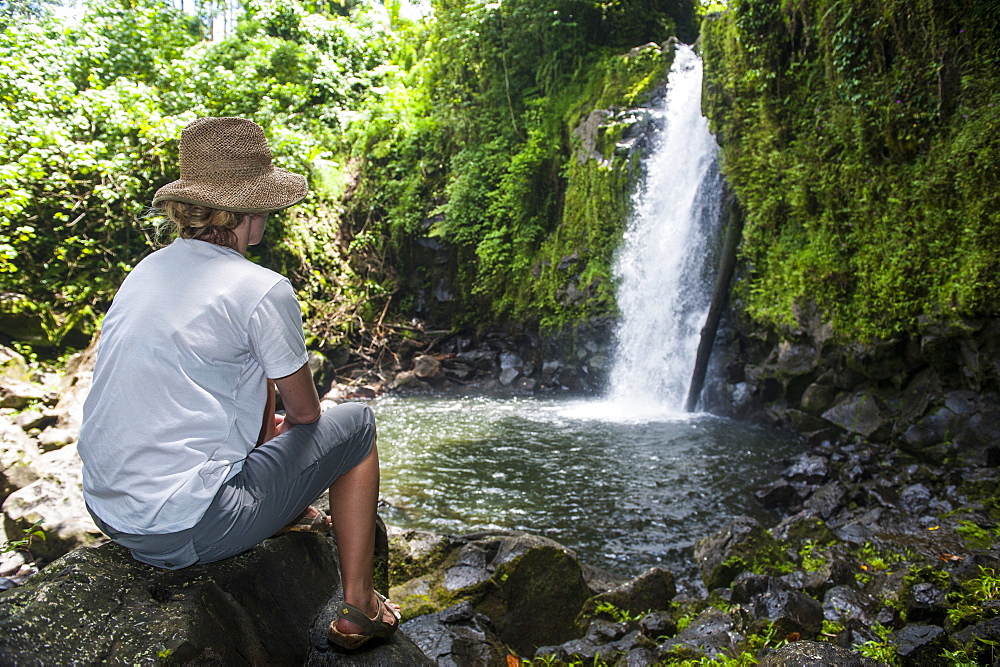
[701,0,1000,341]
[699,0,1000,462]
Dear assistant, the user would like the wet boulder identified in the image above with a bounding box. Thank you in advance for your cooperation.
[951,616,1000,660]
[659,607,744,660]
[802,482,847,520]
[755,479,799,509]
[904,581,948,624]
[782,454,829,484]
[639,610,677,640]
[578,566,676,628]
[771,509,838,546]
[694,516,791,590]
[0,533,428,665]
[759,640,878,666]
[730,574,824,638]
[821,391,889,438]
[387,526,452,586]
[397,601,504,666]
[822,585,880,626]
[390,531,592,655]
[890,624,947,666]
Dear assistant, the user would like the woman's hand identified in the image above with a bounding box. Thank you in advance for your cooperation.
[274,413,291,437]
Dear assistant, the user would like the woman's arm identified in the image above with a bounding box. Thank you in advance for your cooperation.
[273,362,322,436]
[256,380,277,445]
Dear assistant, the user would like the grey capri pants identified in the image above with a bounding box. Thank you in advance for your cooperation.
[88,402,376,570]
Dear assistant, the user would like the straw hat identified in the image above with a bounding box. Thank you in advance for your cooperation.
[152,117,307,213]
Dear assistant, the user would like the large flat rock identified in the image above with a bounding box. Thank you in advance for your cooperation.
[0,532,427,664]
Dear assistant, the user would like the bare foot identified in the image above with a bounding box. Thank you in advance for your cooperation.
[335,591,400,635]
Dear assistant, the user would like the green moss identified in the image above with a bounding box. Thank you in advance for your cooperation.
[701,0,1000,340]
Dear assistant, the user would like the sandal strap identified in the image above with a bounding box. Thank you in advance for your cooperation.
[336,593,400,635]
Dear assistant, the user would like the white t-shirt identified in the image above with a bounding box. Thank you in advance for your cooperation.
[79,238,309,535]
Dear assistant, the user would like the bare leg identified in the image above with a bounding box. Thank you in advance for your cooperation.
[328,441,398,633]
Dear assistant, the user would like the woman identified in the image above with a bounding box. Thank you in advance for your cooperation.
[78,117,399,649]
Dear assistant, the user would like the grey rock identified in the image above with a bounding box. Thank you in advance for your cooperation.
[35,426,76,451]
[730,574,824,637]
[387,526,451,585]
[759,640,878,666]
[390,370,425,389]
[905,582,947,623]
[803,482,846,520]
[498,367,519,386]
[800,383,840,415]
[619,646,660,666]
[822,585,879,625]
[581,562,631,595]
[499,352,523,370]
[775,341,820,376]
[44,333,99,436]
[771,510,837,545]
[391,532,592,655]
[659,607,744,659]
[694,516,787,590]
[453,350,496,372]
[783,454,829,484]
[583,567,676,622]
[0,345,29,383]
[0,534,428,665]
[584,618,629,643]
[890,624,946,666]
[412,354,443,380]
[899,483,932,513]
[12,407,56,432]
[0,380,46,410]
[2,443,105,561]
[951,615,1000,648]
[638,610,676,639]
[756,479,799,508]
[396,602,502,667]
[822,392,886,437]
[0,417,41,504]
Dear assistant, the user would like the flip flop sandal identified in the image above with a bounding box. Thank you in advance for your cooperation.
[328,591,401,650]
[272,506,330,537]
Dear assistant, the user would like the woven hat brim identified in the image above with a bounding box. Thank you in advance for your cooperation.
[152,168,308,214]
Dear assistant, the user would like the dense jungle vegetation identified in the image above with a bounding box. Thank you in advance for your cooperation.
[702,0,1000,340]
[0,0,695,358]
[2,0,998,360]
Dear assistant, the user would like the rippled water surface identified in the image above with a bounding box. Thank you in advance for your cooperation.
[373,395,801,579]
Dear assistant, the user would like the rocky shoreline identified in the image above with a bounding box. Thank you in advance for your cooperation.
[1,331,998,664]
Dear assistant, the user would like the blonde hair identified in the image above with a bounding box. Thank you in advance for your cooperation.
[156,200,241,250]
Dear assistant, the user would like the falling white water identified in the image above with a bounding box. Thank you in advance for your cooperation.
[603,44,723,420]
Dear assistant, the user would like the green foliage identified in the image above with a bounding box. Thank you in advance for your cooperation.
[702,0,1000,340]
[343,0,686,329]
[854,541,909,584]
[1,519,45,554]
[857,626,898,665]
[5,0,703,351]
[1,0,395,352]
[797,540,826,572]
[592,600,648,623]
[955,519,1000,550]
[946,565,1000,629]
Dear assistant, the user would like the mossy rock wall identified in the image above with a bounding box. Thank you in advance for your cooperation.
[701,0,1000,341]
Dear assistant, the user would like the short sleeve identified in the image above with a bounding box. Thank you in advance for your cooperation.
[247,279,309,379]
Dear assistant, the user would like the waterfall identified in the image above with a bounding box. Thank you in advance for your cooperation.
[606,44,723,417]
